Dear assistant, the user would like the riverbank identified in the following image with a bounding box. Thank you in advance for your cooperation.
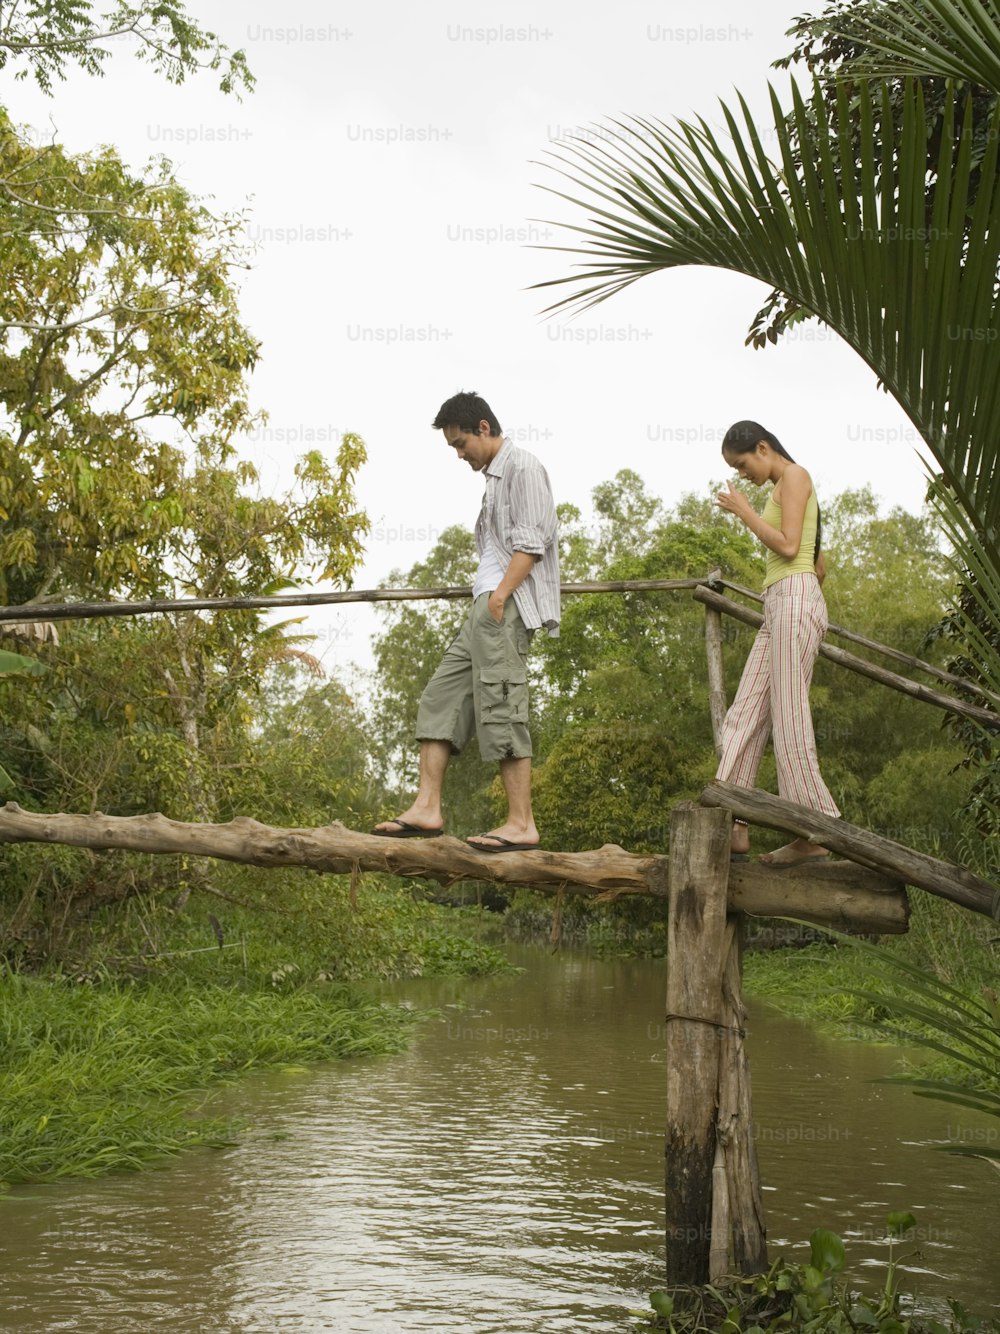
[742,890,1000,1083]
[0,873,511,1189]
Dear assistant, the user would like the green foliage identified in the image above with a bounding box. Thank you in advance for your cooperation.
[635,1216,999,1334]
[535,476,967,866]
[811,488,972,831]
[923,492,1000,846]
[0,105,260,603]
[0,0,253,95]
[818,930,1000,1161]
[0,858,512,1186]
[754,0,1000,348]
[531,475,763,853]
[0,649,45,676]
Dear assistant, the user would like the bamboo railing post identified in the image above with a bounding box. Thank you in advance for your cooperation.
[703,568,728,756]
[664,803,732,1285]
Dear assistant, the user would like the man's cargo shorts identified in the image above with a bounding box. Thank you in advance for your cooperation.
[416,593,534,762]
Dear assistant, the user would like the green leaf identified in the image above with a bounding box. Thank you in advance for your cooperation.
[886,1210,917,1237]
[809,1228,847,1274]
[849,1304,881,1328]
[649,1289,674,1317]
[0,650,46,676]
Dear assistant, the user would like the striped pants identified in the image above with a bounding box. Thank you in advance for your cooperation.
[716,572,840,816]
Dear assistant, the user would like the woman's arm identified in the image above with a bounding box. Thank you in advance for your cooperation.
[716,465,811,559]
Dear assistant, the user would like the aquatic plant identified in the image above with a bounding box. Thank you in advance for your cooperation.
[637,1214,1000,1333]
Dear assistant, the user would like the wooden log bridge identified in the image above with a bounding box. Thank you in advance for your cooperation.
[0,799,910,932]
[0,787,966,1288]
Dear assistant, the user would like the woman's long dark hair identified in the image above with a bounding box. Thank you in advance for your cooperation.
[722,420,822,563]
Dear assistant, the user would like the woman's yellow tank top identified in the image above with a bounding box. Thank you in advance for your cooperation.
[762,487,818,589]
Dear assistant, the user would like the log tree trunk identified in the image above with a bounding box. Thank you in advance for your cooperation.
[0,804,911,931]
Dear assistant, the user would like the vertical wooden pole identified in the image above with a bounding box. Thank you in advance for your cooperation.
[715,918,768,1275]
[704,604,728,757]
[665,803,731,1285]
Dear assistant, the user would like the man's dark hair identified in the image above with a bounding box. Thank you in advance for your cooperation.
[432,391,502,436]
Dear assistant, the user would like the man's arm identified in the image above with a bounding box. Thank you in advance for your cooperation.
[488,457,557,621]
[488,550,539,623]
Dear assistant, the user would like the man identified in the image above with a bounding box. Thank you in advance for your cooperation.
[374,390,559,851]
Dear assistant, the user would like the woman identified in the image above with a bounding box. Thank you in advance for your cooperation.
[714,420,839,865]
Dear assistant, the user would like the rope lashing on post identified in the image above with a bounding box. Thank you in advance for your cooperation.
[663,1011,746,1038]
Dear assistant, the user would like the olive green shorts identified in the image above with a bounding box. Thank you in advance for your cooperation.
[416,593,534,763]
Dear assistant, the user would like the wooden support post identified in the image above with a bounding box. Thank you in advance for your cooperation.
[715,917,768,1275]
[665,805,768,1286]
[665,803,732,1285]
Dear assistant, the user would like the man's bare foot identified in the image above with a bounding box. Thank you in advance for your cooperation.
[759,839,831,866]
[466,821,539,850]
[372,802,443,836]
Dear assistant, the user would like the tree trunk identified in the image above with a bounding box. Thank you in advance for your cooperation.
[0,804,911,931]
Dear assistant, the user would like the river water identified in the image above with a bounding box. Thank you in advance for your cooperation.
[1,946,997,1332]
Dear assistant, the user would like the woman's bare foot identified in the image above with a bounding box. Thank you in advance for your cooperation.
[759,839,831,866]
[731,822,750,856]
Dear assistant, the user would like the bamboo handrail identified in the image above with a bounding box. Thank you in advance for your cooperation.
[693,585,999,731]
[0,574,995,726]
[0,578,703,623]
[711,577,1000,710]
[701,781,999,919]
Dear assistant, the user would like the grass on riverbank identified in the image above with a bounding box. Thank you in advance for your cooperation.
[0,971,416,1187]
[0,866,514,1189]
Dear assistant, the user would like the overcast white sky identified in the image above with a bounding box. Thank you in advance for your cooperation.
[8,0,931,681]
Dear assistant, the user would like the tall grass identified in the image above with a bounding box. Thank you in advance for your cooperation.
[0,969,415,1187]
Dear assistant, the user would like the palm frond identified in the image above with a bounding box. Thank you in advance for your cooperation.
[536,74,1000,573]
[823,0,1000,92]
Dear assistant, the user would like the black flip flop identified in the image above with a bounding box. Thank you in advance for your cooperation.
[465,833,541,854]
[371,819,444,839]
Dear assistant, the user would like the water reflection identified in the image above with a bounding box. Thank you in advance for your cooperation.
[0,948,996,1332]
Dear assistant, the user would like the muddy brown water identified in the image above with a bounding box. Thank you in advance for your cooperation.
[1,946,997,1332]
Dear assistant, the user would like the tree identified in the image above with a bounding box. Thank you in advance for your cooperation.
[1,436,369,816]
[745,0,1000,348]
[0,0,252,95]
[531,476,760,852]
[0,108,263,604]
